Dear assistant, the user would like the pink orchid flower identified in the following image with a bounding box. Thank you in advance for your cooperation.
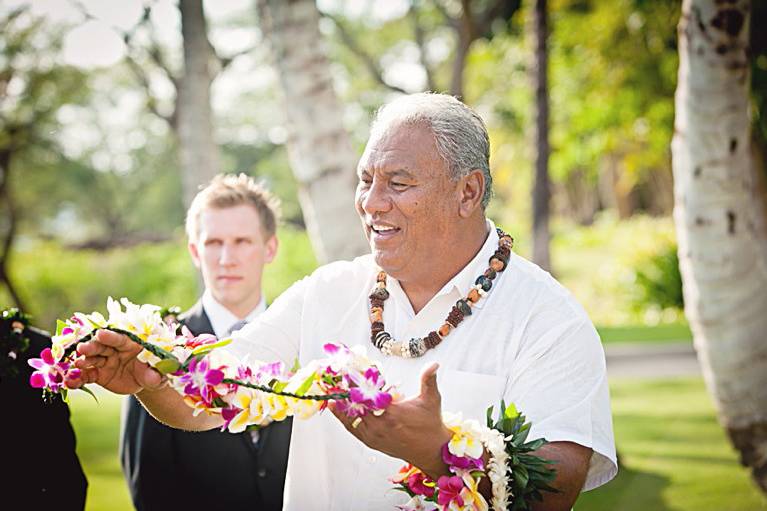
[436,475,465,508]
[28,348,80,393]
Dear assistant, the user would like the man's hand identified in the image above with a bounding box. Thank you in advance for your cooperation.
[331,362,453,479]
[67,329,165,394]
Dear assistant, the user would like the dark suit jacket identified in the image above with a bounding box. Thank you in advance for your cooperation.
[119,301,292,511]
[0,324,87,511]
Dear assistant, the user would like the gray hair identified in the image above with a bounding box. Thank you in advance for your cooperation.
[370,93,492,208]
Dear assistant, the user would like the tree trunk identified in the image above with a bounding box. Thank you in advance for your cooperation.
[177,0,220,208]
[672,0,767,493]
[256,0,367,263]
[0,148,26,310]
[532,0,551,272]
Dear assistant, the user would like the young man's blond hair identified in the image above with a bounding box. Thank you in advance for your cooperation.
[186,173,281,242]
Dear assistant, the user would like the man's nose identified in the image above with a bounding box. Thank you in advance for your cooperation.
[360,179,391,216]
[218,243,236,266]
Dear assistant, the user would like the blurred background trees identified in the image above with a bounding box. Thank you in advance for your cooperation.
[0,0,726,326]
[3,0,767,507]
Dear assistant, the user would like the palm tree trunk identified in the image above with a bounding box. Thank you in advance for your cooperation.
[177,0,220,208]
[256,0,367,263]
[532,0,551,272]
[0,148,26,310]
[672,0,767,493]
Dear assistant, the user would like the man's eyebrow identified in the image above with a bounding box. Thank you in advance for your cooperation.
[387,168,416,179]
[357,167,416,179]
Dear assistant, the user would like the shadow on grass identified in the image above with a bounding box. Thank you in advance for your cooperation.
[575,463,671,511]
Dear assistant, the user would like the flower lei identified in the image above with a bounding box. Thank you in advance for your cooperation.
[0,308,32,381]
[29,298,558,509]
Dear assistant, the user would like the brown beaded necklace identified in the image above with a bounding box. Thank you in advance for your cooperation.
[368,228,513,358]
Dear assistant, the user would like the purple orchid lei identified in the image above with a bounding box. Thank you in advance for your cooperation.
[27,298,396,426]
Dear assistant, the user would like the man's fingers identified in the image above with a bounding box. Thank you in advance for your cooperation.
[134,362,164,390]
[76,356,107,369]
[95,329,137,350]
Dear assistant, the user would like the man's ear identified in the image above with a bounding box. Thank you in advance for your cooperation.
[188,240,202,269]
[457,169,485,218]
[264,235,278,264]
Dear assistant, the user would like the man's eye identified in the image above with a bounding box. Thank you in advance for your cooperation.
[391,182,409,189]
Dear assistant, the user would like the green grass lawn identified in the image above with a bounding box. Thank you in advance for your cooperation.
[577,378,767,511]
[597,323,692,344]
[69,378,766,511]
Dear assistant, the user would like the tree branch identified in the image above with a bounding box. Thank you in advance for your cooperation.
[431,0,459,29]
[123,54,176,128]
[322,12,407,94]
[409,0,437,91]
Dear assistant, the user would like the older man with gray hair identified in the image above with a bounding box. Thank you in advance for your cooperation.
[72,93,616,510]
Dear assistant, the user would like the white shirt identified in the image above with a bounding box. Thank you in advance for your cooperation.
[201,290,266,339]
[231,220,617,510]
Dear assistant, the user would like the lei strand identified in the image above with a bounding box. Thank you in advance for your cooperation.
[25,298,557,510]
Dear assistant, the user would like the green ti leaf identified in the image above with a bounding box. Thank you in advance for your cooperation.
[154,359,181,375]
[80,385,99,403]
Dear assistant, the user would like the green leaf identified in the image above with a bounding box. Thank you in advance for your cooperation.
[514,465,529,488]
[290,358,301,374]
[56,319,67,336]
[295,372,316,396]
[504,401,519,420]
[155,359,181,375]
[190,337,232,355]
[80,385,99,403]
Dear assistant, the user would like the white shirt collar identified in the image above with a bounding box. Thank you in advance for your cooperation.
[387,219,498,316]
[201,289,266,339]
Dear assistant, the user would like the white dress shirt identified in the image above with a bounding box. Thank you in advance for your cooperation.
[231,220,617,510]
[201,290,266,339]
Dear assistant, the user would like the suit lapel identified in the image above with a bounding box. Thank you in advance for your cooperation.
[178,300,215,336]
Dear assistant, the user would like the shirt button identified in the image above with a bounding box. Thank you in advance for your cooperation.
[368,456,376,464]
[257,468,268,478]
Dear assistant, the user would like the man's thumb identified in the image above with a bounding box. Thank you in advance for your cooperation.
[419,362,440,401]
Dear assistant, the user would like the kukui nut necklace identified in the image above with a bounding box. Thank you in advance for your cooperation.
[368,228,514,358]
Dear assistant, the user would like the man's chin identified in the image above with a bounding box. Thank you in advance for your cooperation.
[372,252,403,276]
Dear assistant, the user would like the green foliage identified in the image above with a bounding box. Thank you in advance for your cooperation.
[1,226,317,331]
[633,242,683,311]
[548,213,684,326]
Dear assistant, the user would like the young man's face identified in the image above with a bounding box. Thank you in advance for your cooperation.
[188,204,277,317]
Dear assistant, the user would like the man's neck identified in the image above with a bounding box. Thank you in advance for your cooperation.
[203,289,264,320]
[400,219,489,314]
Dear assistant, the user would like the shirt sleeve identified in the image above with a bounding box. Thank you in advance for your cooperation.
[226,276,309,367]
[503,304,618,491]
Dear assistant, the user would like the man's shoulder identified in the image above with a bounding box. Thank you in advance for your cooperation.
[306,254,375,286]
[500,252,591,322]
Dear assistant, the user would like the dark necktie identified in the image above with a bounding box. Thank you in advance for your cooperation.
[226,319,248,336]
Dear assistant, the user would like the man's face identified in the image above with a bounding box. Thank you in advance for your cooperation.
[188,204,277,316]
[355,122,461,282]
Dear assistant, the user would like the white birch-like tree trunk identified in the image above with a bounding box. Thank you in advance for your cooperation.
[177,0,220,208]
[256,0,367,263]
[672,0,767,492]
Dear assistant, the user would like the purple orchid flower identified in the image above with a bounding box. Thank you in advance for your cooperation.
[441,443,484,472]
[28,348,78,393]
[436,475,466,508]
[339,366,393,417]
[176,356,225,405]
